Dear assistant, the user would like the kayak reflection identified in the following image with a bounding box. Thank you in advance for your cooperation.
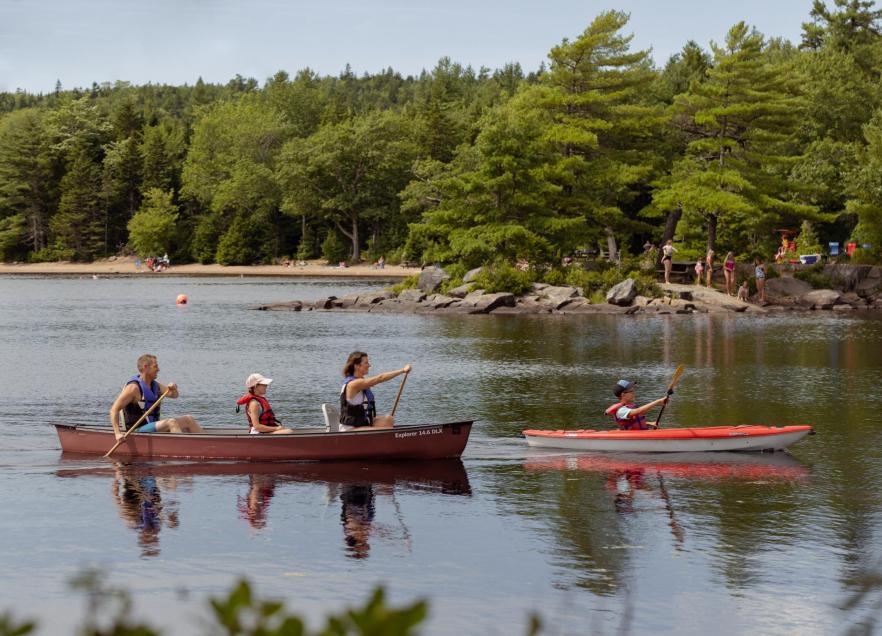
[523,450,811,482]
[57,457,471,558]
[526,451,809,549]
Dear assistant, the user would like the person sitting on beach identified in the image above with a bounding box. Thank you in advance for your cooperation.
[604,379,671,431]
[340,352,411,430]
[373,255,385,269]
[109,354,204,441]
[235,373,294,434]
[737,280,750,301]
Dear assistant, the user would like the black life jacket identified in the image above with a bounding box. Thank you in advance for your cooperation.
[123,376,161,430]
[339,376,376,427]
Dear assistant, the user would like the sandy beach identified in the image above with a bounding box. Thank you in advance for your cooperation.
[0,257,415,278]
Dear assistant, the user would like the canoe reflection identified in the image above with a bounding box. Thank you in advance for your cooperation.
[57,458,471,558]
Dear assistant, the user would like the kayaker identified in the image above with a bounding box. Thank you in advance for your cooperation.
[109,354,204,441]
[235,373,294,434]
[340,351,411,429]
[605,379,671,430]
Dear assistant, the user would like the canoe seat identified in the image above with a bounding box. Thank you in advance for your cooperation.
[322,403,340,432]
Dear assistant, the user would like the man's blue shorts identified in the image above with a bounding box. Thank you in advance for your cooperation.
[138,421,158,433]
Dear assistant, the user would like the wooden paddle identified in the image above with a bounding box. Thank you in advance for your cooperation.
[105,389,170,458]
[389,370,410,417]
[653,365,684,429]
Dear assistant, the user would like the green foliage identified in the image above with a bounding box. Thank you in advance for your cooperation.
[296,223,317,261]
[0,213,26,260]
[796,220,823,254]
[29,241,75,262]
[127,189,179,257]
[794,263,834,288]
[0,612,35,636]
[472,261,536,295]
[390,275,418,294]
[51,142,104,260]
[321,230,347,264]
[191,213,225,264]
[216,213,260,265]
[653,22,820,257]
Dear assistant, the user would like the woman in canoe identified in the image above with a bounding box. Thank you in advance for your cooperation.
[340,352,411,429]
[605,379,672,430]
[236,373,294,434]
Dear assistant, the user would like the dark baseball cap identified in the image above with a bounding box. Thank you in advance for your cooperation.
[613,379,635,397]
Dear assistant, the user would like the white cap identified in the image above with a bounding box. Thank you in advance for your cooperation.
[245,373,273,388]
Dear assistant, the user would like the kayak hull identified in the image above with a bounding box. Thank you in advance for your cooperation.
[522,425,813,453]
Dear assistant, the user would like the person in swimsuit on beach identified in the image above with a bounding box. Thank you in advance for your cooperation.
[754,257,766,302]
[723,252,736,296]
[661,240,676,284]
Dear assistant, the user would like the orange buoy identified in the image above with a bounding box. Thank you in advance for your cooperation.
[176,294,188,305]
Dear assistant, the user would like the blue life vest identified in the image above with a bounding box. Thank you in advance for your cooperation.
[340,375,376,427]
[123,375,162,430]
[605,401,649,431]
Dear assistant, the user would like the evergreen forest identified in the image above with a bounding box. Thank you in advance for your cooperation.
[3,2,882,270]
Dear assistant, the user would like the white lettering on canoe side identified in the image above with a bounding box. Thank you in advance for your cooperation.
[394,428,444,439]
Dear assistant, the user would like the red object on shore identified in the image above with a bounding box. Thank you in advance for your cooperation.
[55,421,472,461]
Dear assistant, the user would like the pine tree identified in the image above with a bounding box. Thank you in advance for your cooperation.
[652,22,818,254]
[537,11,665,259]
[51,142,104,260]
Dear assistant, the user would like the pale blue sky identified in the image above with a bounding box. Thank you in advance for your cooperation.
[0,0,814,93]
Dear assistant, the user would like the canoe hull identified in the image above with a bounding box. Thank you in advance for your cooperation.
[56,421,473,461]
[522,425,813,453]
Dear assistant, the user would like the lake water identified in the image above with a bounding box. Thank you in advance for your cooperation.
[1,275,881,635]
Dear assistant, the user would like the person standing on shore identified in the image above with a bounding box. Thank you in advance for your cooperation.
[661,240,676,284]
[694,259,704,286]
[340,352,411,429]
[705,249,715,288]
[754,257,766,302]
[109,354,203,440]
[723,252,736,296]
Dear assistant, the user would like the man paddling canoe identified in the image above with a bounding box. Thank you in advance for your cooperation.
[605,379,671,430]
[109,354,204,440]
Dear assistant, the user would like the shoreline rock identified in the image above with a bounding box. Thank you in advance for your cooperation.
[255,267,882,315]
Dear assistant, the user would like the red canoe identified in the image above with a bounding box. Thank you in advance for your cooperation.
[522,425,813,452]
[55,421,473,461]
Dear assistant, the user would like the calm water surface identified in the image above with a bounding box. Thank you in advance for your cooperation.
[1,275,881,634]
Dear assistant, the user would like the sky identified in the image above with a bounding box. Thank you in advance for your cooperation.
[0,0,815,93]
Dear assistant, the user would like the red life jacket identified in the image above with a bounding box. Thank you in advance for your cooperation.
[605,402,648,430]
[236,393,281,432]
